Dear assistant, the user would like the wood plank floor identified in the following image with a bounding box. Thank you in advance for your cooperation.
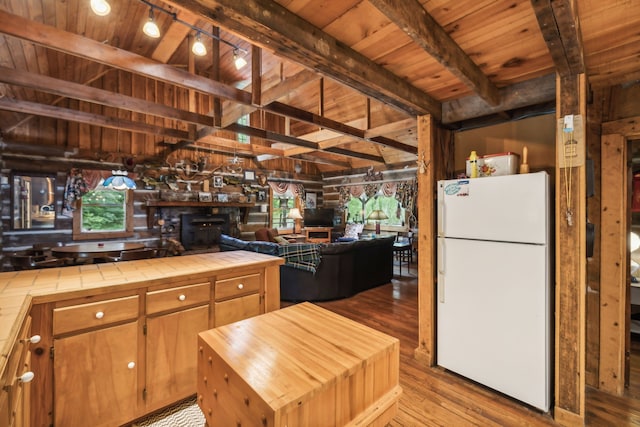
[307,264,640,426]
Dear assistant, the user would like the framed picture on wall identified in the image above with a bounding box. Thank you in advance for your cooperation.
[306,192,317,209]
[258,190,266,202]
[213,175,223,188]
[198,192,212,202]
[243,170,255,181]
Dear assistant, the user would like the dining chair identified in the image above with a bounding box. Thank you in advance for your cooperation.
[393,232,413,277]
[105,248,157,262]
[9,253,68,270]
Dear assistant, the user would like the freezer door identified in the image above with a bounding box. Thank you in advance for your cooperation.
[437,172,548,245]
[437,237,550,412]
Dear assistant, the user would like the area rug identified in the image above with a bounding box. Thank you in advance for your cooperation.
[130,397,205,427]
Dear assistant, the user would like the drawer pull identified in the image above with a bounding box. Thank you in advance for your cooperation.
[178,294,186,301]
[95,311,105,319]
[21,335,41,344]
[127,361,135,369]
[237,283,244,290]
[224,373,229,382]
[18,372,34,383]
[244,396,250,406]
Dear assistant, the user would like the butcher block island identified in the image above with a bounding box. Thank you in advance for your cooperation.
[0,250,283,427]
[198,302,402,427]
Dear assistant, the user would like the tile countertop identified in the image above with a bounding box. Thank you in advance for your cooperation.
[0,251,284,375]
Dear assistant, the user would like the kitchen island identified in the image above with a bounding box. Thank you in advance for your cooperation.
[0,250,283,427]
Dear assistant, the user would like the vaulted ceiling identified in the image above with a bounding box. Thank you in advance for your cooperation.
[0,0,638,175]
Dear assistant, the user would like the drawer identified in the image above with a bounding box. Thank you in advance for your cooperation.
[215,273,261,301]
[214,293,261,327]
[147,282,210,315]
[198,339,274,426]
[53,295,139,336]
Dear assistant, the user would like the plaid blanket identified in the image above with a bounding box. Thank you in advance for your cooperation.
[278,243,321,274]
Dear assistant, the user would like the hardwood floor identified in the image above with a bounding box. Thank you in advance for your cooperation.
[310,264,640,426]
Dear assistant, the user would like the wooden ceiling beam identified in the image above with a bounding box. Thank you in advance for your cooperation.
[166,0,441,118]
[369,0,501,106]
[264,101,418,154]
[531,0,585,77]
[0,96,189,140]
[442,74,556,124]
[0,65,214,128]
[220,70,321,128]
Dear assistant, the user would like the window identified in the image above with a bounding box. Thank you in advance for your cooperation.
[345,195,406,227]
[72,189,134,240]
[271,197,295,229]
[237,114,249,143]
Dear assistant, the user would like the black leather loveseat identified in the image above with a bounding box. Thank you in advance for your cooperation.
[219,234,394,302]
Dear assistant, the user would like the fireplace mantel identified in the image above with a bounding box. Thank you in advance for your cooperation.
[146,200,254,228]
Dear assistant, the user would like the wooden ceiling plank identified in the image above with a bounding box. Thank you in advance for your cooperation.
[531,0,584,77]
[166,0,441,118]
[368,0,501,106]
[0,10,252,104]
[0,65,214,128]
[0,96,189,139]
[442,73,556,124]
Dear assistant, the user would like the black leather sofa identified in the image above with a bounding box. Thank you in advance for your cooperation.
[218,234,394,302]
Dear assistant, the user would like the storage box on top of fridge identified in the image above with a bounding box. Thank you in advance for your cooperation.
[465,152,520,177]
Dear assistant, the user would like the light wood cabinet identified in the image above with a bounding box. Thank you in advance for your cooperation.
[52,296,140,427]
[12,252,283,427]
[214,272,262,327]
[145,281,211,411]
[0,316,34,427]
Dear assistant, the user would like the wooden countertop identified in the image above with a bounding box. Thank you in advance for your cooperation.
[0,251,283,375]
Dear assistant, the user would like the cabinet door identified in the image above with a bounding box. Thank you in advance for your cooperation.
[145,305,209,410]
[53,321,139,427]
[215,293,261,327]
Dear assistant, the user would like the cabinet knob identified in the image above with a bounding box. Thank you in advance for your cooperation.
[21,335,41,344]
[178,294,186,301]
[127,361,135,369]
[95,311,104,319]
[18,371,34,383]
[237,283,244,290]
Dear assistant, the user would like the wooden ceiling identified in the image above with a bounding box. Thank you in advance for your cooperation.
[0,0,638,175]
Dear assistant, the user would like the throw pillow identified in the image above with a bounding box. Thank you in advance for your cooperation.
[344,223,364,239]
[274,236,291,245]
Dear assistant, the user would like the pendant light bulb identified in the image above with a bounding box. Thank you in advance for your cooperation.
[234,49,247,70]
[192,33,207,56]
[90,0,111,16]
[142,8,160,38]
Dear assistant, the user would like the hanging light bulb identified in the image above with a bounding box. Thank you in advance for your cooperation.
[192,32,207,56]
[234,49,247,70]
[142,8,160,38]
[90,0,111,16]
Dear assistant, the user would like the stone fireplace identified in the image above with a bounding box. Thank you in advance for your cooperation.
[180,213,230,250]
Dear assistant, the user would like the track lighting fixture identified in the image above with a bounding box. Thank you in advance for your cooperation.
[234,49,248,70]
[142,8,160,38]
[90,0,111,16]
[191,32,207,56]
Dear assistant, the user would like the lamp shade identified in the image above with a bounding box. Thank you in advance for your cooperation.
[287,208,303,220]
[367,209,388,221]
[103,170,136,190]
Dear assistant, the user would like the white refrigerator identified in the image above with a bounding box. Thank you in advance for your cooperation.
[436,172,551,412]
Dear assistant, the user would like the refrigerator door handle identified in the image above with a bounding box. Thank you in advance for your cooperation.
[438,239,445,303]
[437,198,444,237]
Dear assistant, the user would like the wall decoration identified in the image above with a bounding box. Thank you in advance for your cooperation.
[258,190,267,202]
[198,192,212,202]
[306,192,317,208]
[243,169,255,181]
[213,175,223,188]
[217,193,228,202]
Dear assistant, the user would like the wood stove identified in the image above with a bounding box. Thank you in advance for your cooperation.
[180,213,230,250]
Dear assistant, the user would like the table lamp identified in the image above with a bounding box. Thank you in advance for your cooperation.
[367,209,388,234]
[288,208,303,234]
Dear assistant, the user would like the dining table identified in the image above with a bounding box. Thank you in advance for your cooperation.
[52,242,146,263]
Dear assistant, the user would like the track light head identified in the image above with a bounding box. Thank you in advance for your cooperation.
[192,33,207,56]
[234,49,247,70]
[90,0,111,16]
[142,8,160,38]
